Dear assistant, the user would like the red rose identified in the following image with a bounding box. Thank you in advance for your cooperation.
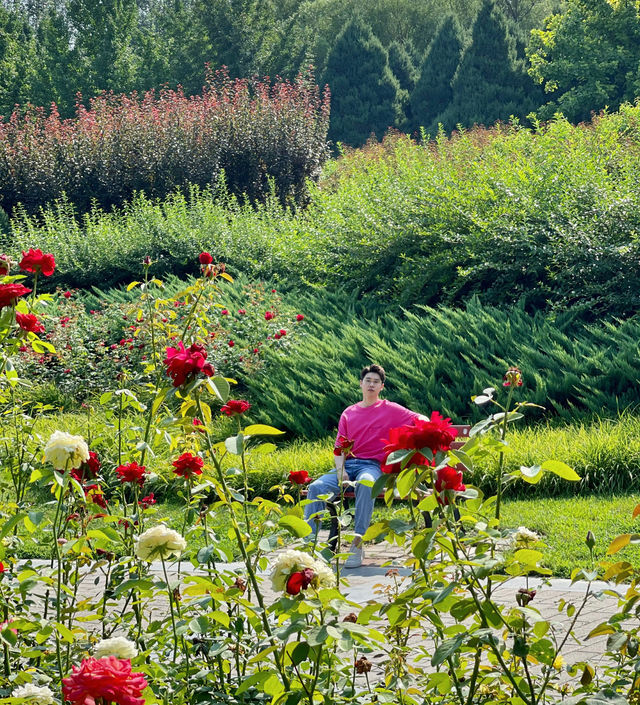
[115,461,147,487]
[382,412,458,472]
[220,399,251,416]
[0,283,31,308]
[199,252,213,265]
[228,340,234,347]
[0,562,5,573]
[286,567,315,595]
[62,656,148,705]
[63,290,72,299]
[279,329,287,336]
[334,435,355,457]
[172,452,204,478]
[435,466,466,505]
[84,484,108,509]
[139,492,156,509]
[238,309,246,315]
[72,451,101,483]
[274,333,281,340]
[164,341,214,387]
[221,309,229,315]
[296,314,304,321]
[19,248,55,277]
[289,470,312,485]
[16,313,45,334]
[264,311,275,320]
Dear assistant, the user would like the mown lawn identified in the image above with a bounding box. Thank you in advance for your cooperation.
[12,494,640,579]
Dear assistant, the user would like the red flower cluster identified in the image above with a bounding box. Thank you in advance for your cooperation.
[0,283,31,309]
[71,451,101,483]
[139,492,156,509]
[289,470,312,485]
[286,567,315,595]
[84,484,108,509]
[172,452,204,478]
[264,311,275,320]
[334,435,355,458]
[382,412,458,473]
[296,314,304,321]
[164,341,214,387]
[16,313,44,334]
[220,399,251,416]
[115,461,147,487]
[434,466,466,505]
[62,656,148,705]
[19,248,55,277]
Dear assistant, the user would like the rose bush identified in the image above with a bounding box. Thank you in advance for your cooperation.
[0,249,628,705]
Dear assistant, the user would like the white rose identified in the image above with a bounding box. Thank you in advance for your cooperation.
[134,524,187,561]
[94,636,138,660]
[270,549,335,592]
[44,430,89,471]
[12,683,55,705]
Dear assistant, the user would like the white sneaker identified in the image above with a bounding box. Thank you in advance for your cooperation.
[344,544,363,568]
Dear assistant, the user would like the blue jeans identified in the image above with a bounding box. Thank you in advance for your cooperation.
[304,458,382,538]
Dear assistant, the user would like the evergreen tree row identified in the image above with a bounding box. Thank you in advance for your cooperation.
[324,0,544,146]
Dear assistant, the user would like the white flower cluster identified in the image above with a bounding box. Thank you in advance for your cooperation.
[513,526,541,547]
[270,549,335,592]
[94,636,138,660]
[12,683,55,705]
[134,524,187,561]
[44,430,89,471]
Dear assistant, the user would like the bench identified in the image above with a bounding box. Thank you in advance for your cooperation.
[306,425,471,552]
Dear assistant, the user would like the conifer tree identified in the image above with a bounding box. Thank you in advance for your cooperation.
[410,14,464,135]
[434,0,539,131]
[323,16,401,147]
[388,40,418,129]
[388,41,417,92]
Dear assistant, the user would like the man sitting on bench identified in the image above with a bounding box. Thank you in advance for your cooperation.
[304,364,424,568]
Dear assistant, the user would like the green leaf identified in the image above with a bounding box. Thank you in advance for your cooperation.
[243,424,285,436]
[431,634,464,666]
[513,549,544,565]
[278,515,311,538]
[53,622,74,643]
[235,671,270,696]
[519,465,543,484]
[541,460,580,481]
[385,449,413,465]
[208,376,230,402]
[225,434,244,455]
[396,467,416,498]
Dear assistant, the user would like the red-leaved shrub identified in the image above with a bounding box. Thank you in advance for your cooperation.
[0,68,330,215]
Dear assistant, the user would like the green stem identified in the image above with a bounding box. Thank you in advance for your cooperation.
[495,387,513,521]
[160,554,179,661]
[196,395,290,689]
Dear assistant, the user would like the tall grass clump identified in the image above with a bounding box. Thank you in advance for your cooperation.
[0,68,330,215]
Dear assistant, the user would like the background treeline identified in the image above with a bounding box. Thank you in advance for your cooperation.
[9,106,640,320]
[2,0,640,151]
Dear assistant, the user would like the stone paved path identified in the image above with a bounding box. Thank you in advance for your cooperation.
[28,535,623,672]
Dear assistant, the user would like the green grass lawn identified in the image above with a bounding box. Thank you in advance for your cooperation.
[12,494,640,579]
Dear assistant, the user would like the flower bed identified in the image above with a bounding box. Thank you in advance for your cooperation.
[0,249,637,705]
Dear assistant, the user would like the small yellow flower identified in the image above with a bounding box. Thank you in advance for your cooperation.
[553,654,565,670]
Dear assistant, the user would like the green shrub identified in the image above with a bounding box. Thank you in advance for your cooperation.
[7,105,640,317]
[245,290,640,438]
[0,70,330,215]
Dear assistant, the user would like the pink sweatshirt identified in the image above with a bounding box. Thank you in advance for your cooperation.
[334,399,420,463]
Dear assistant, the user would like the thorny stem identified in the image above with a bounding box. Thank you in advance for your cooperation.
[196,396,290,689]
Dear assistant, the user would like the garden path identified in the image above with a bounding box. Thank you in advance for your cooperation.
[26,537,620,674]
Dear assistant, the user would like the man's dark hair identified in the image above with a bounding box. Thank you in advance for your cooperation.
[360,364,386,384]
